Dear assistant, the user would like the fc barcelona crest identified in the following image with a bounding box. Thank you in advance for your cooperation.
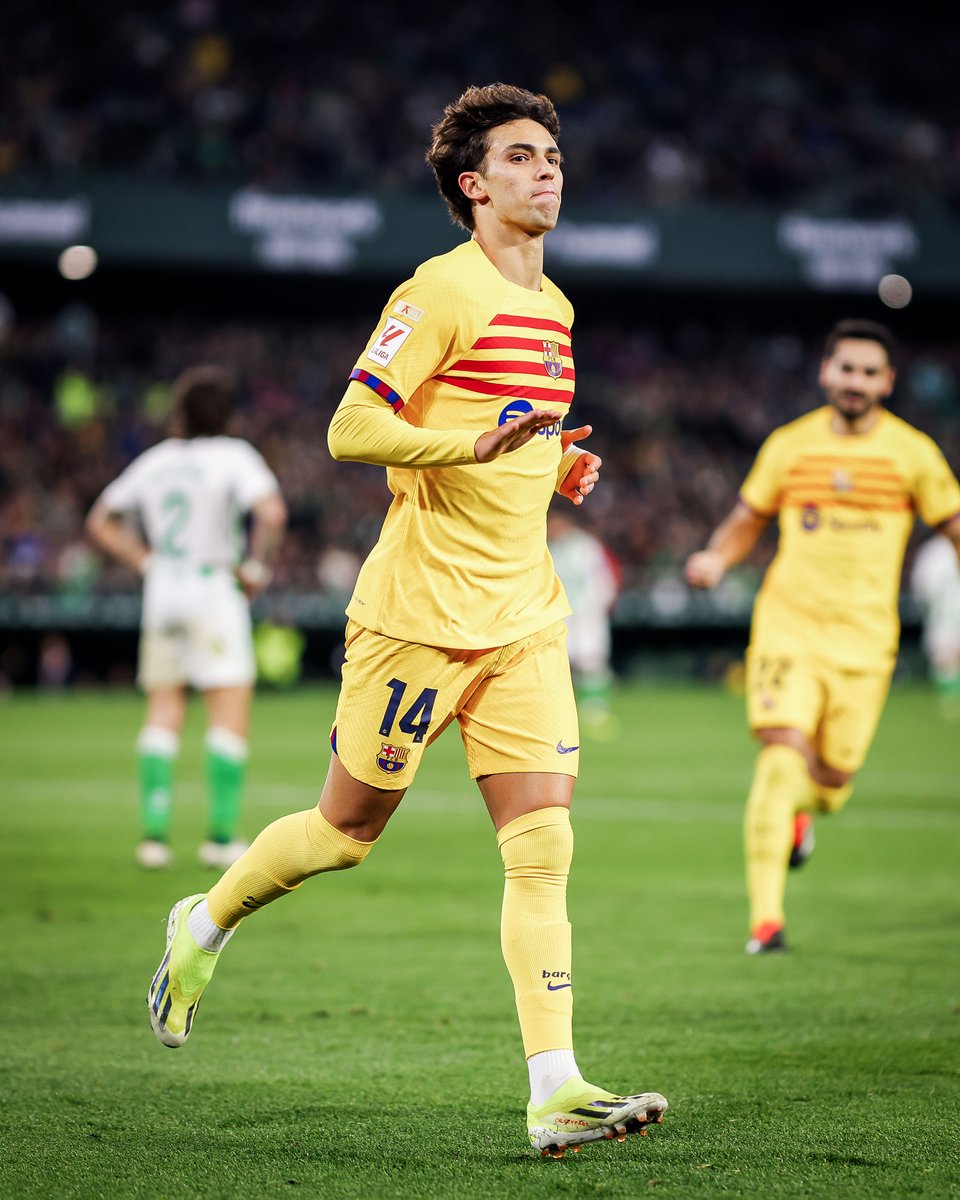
[542,340,563,379]
[832,469,854,493]
[376,742,409,774]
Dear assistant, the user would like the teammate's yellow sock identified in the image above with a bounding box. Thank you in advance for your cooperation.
[815,782,853,814]
[498,806,574,1058]
[206,807,376,929]
[744,745,816,929]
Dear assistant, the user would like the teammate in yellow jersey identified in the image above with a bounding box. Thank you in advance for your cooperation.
[686,319,960,954]
[147,83,667,1156]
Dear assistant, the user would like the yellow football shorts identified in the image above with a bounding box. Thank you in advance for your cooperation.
[332,619,580,789]
[745,644,893,774]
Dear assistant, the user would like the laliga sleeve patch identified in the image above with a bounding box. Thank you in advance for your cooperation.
[367,318,414,366]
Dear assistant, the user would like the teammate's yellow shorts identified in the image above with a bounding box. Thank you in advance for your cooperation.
[745,644,892,774]
[332,619,580,789]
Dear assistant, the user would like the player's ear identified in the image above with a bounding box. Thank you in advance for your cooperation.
[458,171,488,203]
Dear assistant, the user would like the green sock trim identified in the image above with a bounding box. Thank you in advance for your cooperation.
[139,752,174,840]
[206,749,246,842]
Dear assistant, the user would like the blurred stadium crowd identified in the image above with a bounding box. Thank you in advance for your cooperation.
[2,1,958,214]
[2,0,960,642]
[2,306,958,601]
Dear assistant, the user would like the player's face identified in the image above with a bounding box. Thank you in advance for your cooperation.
[819,338,895,422]
[463,119,563,234]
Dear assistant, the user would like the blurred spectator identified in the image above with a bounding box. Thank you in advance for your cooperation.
[910,533,960,718]
[1,3,959,214]
[1,307,956,604]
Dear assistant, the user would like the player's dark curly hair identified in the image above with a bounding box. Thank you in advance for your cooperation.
[824,319,898,366]
[426,83,561,231]
[172,364,235,438]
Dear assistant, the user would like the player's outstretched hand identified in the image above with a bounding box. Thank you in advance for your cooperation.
[474,409,563,463]
[684,550,726,589]
[558,424,601,506]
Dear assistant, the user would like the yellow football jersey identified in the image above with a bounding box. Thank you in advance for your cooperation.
[340,238,577,648]
[741,405,960,668]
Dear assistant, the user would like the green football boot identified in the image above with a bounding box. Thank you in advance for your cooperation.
[527,1076,668,1157]
[147,894,219,1048]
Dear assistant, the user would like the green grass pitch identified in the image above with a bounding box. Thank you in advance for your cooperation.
[1,681,958,1198]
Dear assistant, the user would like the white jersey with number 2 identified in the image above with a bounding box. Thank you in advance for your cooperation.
[97,436,279,689]
[100,436,278,569]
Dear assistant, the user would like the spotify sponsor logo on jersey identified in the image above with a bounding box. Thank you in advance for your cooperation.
[497,400,562,439]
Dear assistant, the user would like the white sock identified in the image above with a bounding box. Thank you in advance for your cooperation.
[187,898,235,952]
[527,1048,580,1105]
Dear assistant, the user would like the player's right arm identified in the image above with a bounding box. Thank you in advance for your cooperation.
[684,501,771,589]
[329,268,561,470]
[327,379,561,468]
[85,496,152,576]
[686,427,784,588]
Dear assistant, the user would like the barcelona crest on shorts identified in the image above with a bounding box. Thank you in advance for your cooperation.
[376,742,410,774]
[542,340,563,379]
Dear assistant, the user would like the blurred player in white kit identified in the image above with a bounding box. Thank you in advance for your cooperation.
[547,507,620,733]
[910,532,960,717]
[86,365,287,868]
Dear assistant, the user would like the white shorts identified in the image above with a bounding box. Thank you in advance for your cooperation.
[138,563,255,691]
[564,612,611,676]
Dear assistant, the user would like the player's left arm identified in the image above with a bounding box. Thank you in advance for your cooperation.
[237,490,288,599]
[556,425,601,506]
[914,436,960,566]
[939,512,960,567]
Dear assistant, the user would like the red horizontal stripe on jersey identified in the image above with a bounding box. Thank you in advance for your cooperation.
[435,375,575,405]
[788,466,904,482]
[785,494,911,511]
[448,357,576,380]
[785,484,907,498]
[490,313,572,338]
[471,336,574,357]
[794,454,898,467]
[786,482,906,497]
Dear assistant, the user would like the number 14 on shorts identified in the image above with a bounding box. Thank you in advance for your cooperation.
[379,678,437,744]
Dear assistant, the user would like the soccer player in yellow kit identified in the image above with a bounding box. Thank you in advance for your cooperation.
[686,320,960,954]
[147,83,667,1156]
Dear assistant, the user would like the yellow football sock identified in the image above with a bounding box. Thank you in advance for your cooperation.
[744,745,816,930]
[815,782,853,814]
[498,806,574,1058]
[206,806,376,929]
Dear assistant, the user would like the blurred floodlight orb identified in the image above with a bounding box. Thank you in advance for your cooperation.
[58,245,98,281]
[877,273,912,308]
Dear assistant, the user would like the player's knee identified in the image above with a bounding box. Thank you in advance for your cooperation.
[497,806,573,880]
[205,726,248,760]
[304,806,376,870]
[746,743,809,808]
[137,726,180,757]
[815,782,854,814]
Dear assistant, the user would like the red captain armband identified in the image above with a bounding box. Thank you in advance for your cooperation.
[349,369,405,412]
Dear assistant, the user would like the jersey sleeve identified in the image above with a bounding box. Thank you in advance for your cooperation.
[911,436,960,528]
[347,272,460,412]
[98,457,147,514]
[232,442,281,509]
[331,268,479,467]
[328,381,477,467]
[556,440,586,491]
[739,431,785,516]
